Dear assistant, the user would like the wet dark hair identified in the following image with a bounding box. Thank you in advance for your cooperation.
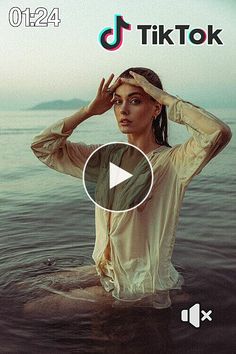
[118,67,171,148]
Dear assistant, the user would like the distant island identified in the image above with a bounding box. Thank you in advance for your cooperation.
[28,98,90,110]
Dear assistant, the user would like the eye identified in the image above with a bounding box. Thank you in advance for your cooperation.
[113,98,141,105]
[130,98,141,104]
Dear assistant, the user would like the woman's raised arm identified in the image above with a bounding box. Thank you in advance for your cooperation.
[167,97,232,184]
[31,74,122,179]
[124,71,232,185]
[30,111,101,179]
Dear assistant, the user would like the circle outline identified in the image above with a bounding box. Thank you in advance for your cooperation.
[82,141,154,213]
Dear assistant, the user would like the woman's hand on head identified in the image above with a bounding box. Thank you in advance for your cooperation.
[121,71,175,106]
[85,74,122,116]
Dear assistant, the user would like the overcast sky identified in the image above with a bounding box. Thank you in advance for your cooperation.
[0,0,235,110]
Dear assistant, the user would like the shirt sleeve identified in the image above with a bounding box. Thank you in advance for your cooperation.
[167,97,232,185]
[30,117,102,179]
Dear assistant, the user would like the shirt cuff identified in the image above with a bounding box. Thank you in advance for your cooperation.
[167,95,201,125]
[50,118,74,137]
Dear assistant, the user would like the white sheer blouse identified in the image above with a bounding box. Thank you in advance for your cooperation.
[31,98,231,308]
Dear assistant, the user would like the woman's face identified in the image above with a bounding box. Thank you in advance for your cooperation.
[113,83,160,135]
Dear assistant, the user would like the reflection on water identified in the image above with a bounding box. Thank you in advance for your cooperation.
[1,256,175,354]
[1,295,174,354]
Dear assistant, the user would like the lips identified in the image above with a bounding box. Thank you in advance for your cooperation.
[120,119,132,125]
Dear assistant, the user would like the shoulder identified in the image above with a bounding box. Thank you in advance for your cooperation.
[150,144,184,170]
[152,144,181,157]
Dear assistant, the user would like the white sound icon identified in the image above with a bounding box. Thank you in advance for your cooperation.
[181,303,212,328]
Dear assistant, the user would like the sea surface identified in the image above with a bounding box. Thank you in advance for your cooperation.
[0,108,235,354]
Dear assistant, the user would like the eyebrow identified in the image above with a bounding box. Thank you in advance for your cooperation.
[114,92,144,97]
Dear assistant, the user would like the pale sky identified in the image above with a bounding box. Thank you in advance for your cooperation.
[0,0,235,110]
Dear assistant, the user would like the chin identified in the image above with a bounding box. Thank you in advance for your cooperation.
[119,127,134,134]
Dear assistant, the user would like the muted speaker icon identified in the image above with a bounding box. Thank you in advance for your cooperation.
[181,303,212,328]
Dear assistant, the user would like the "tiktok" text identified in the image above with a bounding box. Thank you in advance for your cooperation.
[137,25,223,45]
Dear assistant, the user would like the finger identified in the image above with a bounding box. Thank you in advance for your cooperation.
[103,73,115,90]
[129,70,140,78]
[129,71,141,80]
[110,91,118,102]
[129,71,144,82]
[97,78,105,95]
[120,77,139,86]
[110,77,122,91]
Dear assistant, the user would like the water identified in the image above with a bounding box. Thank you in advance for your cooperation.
[0,109,235,353]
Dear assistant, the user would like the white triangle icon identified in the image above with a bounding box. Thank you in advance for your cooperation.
[109,162,133,189]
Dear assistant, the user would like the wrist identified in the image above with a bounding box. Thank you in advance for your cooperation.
[82,105,93,119]
[161,93,179,107]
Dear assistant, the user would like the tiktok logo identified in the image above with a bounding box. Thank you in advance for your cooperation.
[98,15,223,50]
[99,14,131,51]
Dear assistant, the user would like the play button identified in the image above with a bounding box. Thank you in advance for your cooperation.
[109,162,133,189]
[83,142,153,212]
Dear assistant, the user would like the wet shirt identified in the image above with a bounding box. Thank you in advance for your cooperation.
[30,98,231,308]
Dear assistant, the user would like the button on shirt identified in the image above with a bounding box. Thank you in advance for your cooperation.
[30,98,231,308]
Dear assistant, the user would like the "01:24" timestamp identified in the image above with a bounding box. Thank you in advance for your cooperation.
[8,7,61,27]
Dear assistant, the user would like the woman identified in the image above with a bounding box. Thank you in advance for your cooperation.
[27,67,232,316]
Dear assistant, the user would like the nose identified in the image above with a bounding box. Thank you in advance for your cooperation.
[119,101,129,115]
